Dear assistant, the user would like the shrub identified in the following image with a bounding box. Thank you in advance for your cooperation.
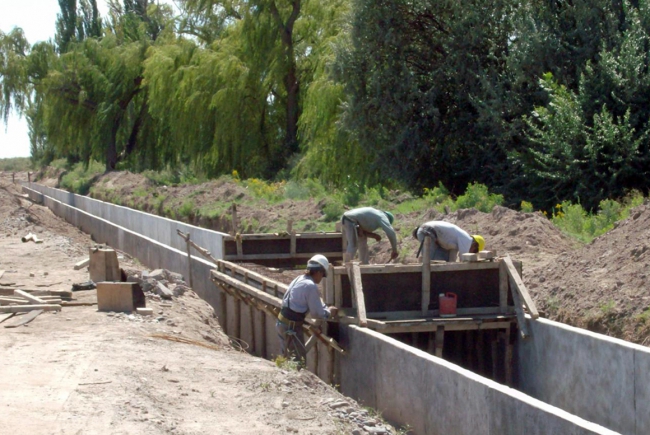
[322,199,345,222]
[455,182,504,212]
[59,160,104,195]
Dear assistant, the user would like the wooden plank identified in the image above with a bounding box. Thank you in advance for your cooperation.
[503,256,539,319]
[325,264,334,305]
[503,261,529,338]
[224,232,341,241]
[217,260,288,295]
[347,262,367,327]
[4,309,43,328]
[74,258,89,270]
[225,251,342,261]
[499,259,509,313]
[359,306,515,320]
[332,261,500,275]
[421,236,432,314]
[373,321,514,334]
[334,274,342,307]
[0,304,61,313]
[435,325,445,357]
[290,231,296,256]
[212,271,282,308]
[14,289,47,305]
[461,253,479,262]
[0,297,28,305]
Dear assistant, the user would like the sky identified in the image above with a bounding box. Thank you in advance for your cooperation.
[0,0,175,159]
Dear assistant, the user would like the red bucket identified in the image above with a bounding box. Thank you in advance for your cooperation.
[439,292,457,317]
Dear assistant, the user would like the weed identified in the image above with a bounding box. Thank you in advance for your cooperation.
[600,300,617,315]
[133,187,149,198]
[273,355,301,371]
[179,199,196,219]
[635,307,650,324]
[521,200,534,212]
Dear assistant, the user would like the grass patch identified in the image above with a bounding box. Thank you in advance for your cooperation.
[59,160,105,195]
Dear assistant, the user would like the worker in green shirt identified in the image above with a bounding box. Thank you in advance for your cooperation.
[341,207,399,264]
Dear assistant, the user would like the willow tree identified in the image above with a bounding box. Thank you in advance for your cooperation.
[146,0,348,178]
[35,0,173,171]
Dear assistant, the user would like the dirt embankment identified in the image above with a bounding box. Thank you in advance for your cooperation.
[35,169,650,344]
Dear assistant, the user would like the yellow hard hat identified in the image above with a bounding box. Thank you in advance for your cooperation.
[472,235,485,252]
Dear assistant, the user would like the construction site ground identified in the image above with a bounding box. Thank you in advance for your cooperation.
[0,174,394,435]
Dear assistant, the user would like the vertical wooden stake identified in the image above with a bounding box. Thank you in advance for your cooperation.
[27,172,31,183]
[325,264,334,305]
[505,325,513,386]
[260,311,267,359]
[249,304,256,355]
[499,259,509,313]
[334,273,342,307]
[231,203,238,234]
[287,219,293,234]
[233,297,241,339]
[185,232,194,289]
[435,325,445,358]
[12,173,15,184]
[421,236,432,314]
[427,332,435,354]
[290,230,296,257]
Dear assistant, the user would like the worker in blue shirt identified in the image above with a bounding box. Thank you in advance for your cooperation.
[341,207,399,264]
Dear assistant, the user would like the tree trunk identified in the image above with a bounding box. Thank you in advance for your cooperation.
[106,120,119,172]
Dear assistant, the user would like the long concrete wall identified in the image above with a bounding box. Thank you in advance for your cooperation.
[22,185,226,320]
[25,183,227,258]
[339,325,618,435]
[518,318,650,435]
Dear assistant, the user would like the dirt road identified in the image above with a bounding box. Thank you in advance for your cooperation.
[0,175,393,435]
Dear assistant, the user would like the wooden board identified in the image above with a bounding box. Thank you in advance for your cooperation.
[0,304,61,313]
[14,289,46,305]
[4,309,43,328]
[347,263,367,327]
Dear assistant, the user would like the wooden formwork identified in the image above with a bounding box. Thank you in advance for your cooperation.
[222,232,344,268]
[210,260,344,385]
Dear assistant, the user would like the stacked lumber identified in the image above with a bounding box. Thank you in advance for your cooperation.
[0,289,62,313]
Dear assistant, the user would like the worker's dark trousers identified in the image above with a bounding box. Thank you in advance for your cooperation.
[276,320,306,365]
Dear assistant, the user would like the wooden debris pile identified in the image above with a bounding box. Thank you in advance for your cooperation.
[0,288,65,328]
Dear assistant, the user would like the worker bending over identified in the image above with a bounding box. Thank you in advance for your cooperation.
[413,221,485,262]
[341,207,399,264]
[276,255,338,365]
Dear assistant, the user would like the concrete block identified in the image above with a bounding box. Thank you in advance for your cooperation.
[478,250,496,260]
[461,253,478,262]
[89,248,120,282]
[136,307,153,316]
[97,282,142,312]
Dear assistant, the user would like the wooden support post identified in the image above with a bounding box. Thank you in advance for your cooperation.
[27,172,31,183]
[233,297,241,339]
[503,256,538,318]
[247,302,255,354]
[477,330,485,376]
[231,203,238,235]
[435,325,445,358]
[347,262,367,327]
[427,332,435,355]
[287,219,293,234]
[501,260,529,338]
[491,332,498,380]
[325,264,334,305]
[12,173,15,184]
[499,259,509,313]
[421,236,432,314]
[185,232,194,289]
[290,230,296,257]
[260,311,267,358]
[334,273,342,307]
[505,325,513,386]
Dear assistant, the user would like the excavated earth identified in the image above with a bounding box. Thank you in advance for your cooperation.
[50,169,650,346]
